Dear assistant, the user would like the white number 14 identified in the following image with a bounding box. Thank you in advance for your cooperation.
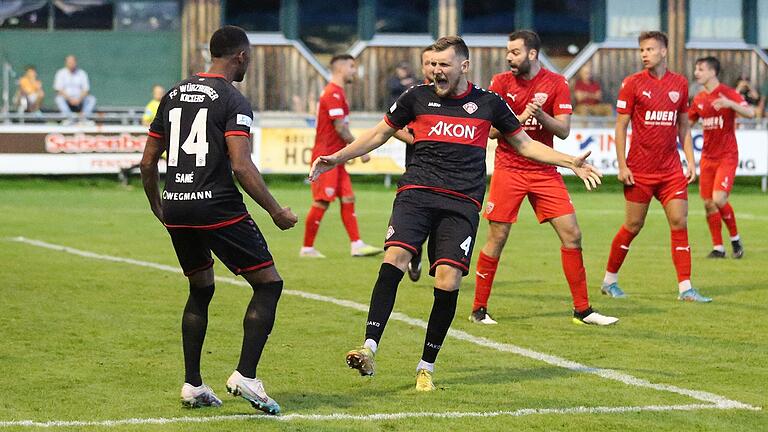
[168,107,209,167]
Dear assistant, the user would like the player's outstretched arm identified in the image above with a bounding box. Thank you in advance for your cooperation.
[227,135,298,230]
[614,113,634,185]
[309,120,397,181]
[393,128,414,145]
[506,130,602,191]
[139,136,165,223]
[677,115,696,184]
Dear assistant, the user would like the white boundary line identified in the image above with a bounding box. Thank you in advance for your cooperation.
[3,236,761,427]
[0,404,742,428]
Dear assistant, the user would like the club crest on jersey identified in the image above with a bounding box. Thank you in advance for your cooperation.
[668,91,680,103]
[533,92,548,105]
[486,202,495,214]
[463,102,478,114]
[386,225,395,240]
[325,187,335,197]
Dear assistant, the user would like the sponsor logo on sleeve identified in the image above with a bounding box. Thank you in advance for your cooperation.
[236,114,252,127]
[328,108,344,117]
[559,103,572,109]
[616,100,627,109]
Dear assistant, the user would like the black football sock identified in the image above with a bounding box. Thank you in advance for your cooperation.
[364,263,405,345]
[237,280,283,379]
[182,283,215,387]
[421,288,459,363]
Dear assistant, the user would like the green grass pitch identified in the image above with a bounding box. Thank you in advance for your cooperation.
[0,177,765,431]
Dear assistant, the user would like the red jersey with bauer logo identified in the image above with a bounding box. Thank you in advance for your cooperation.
[489,68,572,173]
[312,82,349,161]
[688,83,745,161]
[616,69,688,175]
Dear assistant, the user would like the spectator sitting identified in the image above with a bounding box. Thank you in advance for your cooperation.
[572,64,612,116]
[386,61,416,106]
[142,84,165,126]
[16,65,45,115]
[735,75,760,109]
[54,55,96,125]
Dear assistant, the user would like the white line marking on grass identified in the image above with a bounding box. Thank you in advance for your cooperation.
[0,403,758,428]
[7,237,762,414]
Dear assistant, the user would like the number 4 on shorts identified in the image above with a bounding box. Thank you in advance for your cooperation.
[460,236,472,256]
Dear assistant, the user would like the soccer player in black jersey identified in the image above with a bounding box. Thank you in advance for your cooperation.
[310,36,601,391]
[140,26,297,414]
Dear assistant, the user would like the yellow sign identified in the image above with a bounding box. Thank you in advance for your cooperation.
[258,128,406,174]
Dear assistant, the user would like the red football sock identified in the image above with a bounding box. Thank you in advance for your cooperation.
[303,206,326,247]
[706,212,723,247]
[561,247,590,312]
[606,225,639,274]
[719,203,739,237]
[670,229,691,283]
[340,202,361,242]
[472,251,499,310]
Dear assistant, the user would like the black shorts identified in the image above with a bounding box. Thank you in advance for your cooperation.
[167,215,274,276]
[384,189,479,276]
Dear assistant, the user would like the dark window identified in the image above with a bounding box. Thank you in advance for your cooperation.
[533,0,590,61]
[376,0,430,33]
[54,1,113,30]
[116,1,179,31]
[225,0,280,32]
[300,0,358,54]
[462,0,515,34]
[0,2,49,29]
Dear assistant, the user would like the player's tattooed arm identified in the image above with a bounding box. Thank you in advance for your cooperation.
[139,136,165,223]
[227,135,298,230]
[614,113,634,185]
[505,130,602,191]
[310,120,397,181]
[677,115,697,184]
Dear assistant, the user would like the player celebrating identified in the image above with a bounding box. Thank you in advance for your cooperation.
[469,30,617,326]
[310,36,602,391]
[688,56,753,258]
[140,26,297,414]
[601,31,712,302]
[300,54,383,258]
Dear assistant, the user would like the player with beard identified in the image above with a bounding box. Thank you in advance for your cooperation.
[310,36,602,390]
[470,30,618,326]
[141,25,297,414]
[687,56,753,259]
[601,31,712,302]
[300,54,383,259]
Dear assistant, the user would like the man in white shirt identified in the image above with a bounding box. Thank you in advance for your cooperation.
[54,55,97,124]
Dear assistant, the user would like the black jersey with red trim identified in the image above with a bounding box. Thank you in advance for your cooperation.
[148,73,253,228]
[385,83,522,208]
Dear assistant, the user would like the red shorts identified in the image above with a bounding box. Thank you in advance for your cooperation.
[311,165,353,202]
[484,169,575,224]
[699,157,737,199]
[624,172,688,205]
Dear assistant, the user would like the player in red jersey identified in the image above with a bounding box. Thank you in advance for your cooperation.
[601,31,712,302]
[688,56,753,259]
[301,54,383,258]
[470,30,617,326]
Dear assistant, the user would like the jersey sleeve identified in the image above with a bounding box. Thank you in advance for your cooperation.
[688,97,700,122]
[488,75,504,94]
[384,87,416,129]
[491,94,522,136]
[322,91,347,120]
[725,86,748,107]
[148,95,167,138]
[552,77,573,115]
[616,77,635,115]
[224,93,254,138]
[678,80,689,113]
